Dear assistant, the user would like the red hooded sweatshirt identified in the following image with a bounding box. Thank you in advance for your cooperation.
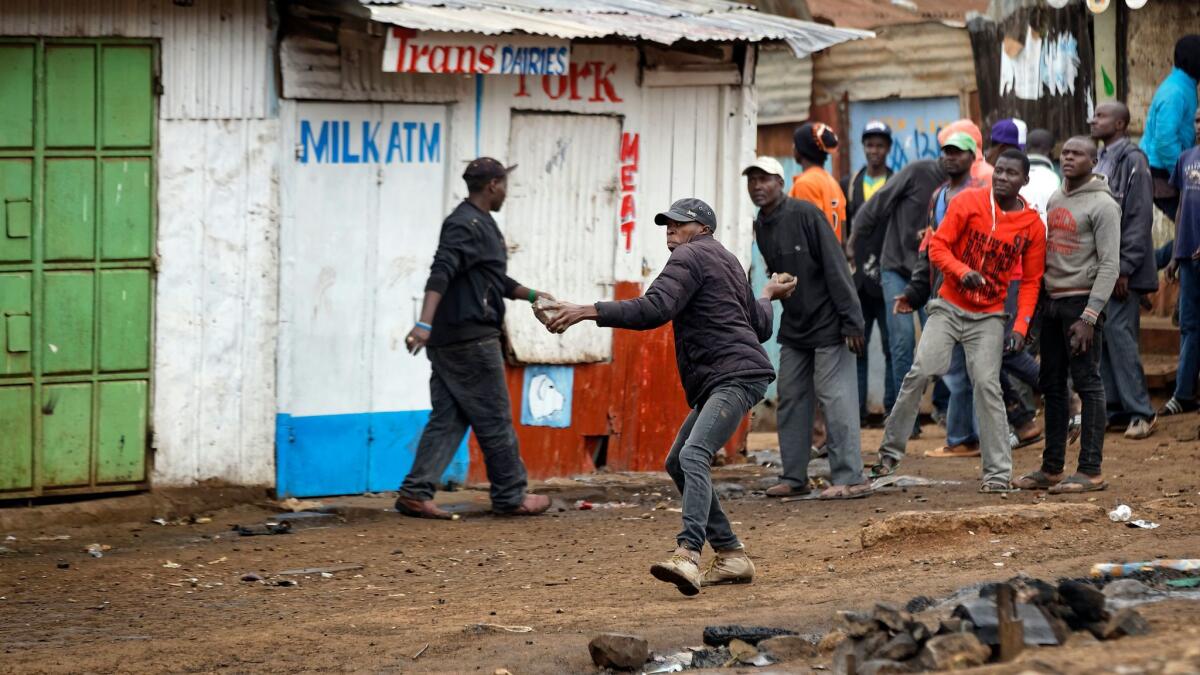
[927,186,1046,336]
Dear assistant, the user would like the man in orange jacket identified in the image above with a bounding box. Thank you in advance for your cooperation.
[870,150,1046,493]
[790,121,848,240]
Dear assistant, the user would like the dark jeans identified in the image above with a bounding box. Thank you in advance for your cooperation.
[398,337,528,511]
[665,377,768,552]
[1039,296,1106,476]
[857,290,896,417]
[1176,259,1200,403]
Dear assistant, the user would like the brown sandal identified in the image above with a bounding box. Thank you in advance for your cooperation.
[1048,473,1107,494]
[818,483,874,500]
[1012,471,1061,490]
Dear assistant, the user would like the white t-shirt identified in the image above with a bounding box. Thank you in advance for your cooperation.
[1021,155,1061,227]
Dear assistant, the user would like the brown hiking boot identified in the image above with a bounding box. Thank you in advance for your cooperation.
[701,548,755,587]
[650,547,702,596]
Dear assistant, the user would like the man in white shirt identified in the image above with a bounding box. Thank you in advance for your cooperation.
[1022,128,1062,223]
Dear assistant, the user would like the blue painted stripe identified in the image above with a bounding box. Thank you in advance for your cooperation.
[275,411,469,498]
[474,74,483,157]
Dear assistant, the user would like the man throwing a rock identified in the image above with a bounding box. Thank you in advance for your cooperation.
[398,157,553,519]
[546,198,796,596]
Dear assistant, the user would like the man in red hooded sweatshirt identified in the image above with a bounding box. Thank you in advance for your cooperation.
[871,150,1046,492]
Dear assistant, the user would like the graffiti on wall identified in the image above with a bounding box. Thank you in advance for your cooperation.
[1000,27,1082,100]
[847,97,962,176]
[619,132,639,251]
[514,61,623,103]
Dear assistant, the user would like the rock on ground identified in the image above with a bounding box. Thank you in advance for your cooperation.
[917,633,991,670]
[588,633,648,671]
[861,503,1105,548]
[757,635,817,662]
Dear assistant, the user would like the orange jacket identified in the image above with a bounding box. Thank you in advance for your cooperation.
[928,187,1046,336]
[789,166,847,240]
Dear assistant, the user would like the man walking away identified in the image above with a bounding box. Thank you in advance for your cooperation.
[1015,137,1119,494]
[1141,35,1200,220]
[546,198,796,595]
[746,158,870,500]
[1159,108,1200,417]
[871,150,1045,492]
[1024,128,1062,222]
[848,158,950,428]
[791,121,848,239]
[1091,102,1159,438]
[398,158,553,519]
[844,121,896,424]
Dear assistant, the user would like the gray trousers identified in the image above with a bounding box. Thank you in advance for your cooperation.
[665,377,768,552]
[777,343,865,488]
[398,337,528,511]
[1101,292,1155,422]
[880,300,1011,484]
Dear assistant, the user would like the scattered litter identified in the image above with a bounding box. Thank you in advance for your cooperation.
[703,625,797,647]
[0,545,15,555]
[84,543,110,558]
[1091,560,1200,578]
[34,535,70,541]
[320,572,334,579]
[1166,578,1200,589]
[162,561,182,569]
[1127,520,1159,530]
[191,516,213,524]
[275,579,298,587]
[5,535,15,541]
[573,500,636,511]
[232,521,292,536]
[873,475,964,489]
[645,651,693,674]
[411,643,429,660]
[208,556,228,565]
[57,562,70,569]
[152,518,168,526]
[1108,504,1132,522]
[241,573,262,582]
[276,563,364,576]
[279,497,325,512]
[467,623,534,634]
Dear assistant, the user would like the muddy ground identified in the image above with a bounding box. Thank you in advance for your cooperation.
[2,415,1199,674]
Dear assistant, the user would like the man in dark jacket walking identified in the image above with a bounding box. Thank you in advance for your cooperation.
[843,121,896,423]
[1091,102,1159,439]
[546,198,796,596]
[398,158,553,519]
[745,158,870,500]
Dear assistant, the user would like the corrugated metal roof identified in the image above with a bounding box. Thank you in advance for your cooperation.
[360,0,873,57]
[806,0,989,29]
[756,45,812,124]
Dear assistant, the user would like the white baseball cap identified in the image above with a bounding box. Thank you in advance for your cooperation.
[742,156,786,179]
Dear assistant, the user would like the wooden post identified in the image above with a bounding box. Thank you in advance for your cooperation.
[996,583,1025,662]
[844,652,857,675]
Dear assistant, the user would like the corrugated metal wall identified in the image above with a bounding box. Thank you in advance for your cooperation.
[757,45,812,125]
[2,1,282,487]
[0,0,274,120]
[812,22,977,105]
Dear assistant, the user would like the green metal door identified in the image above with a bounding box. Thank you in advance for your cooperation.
[0,39,155,499]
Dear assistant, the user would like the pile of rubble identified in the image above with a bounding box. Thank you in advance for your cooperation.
[832,576,1152,673]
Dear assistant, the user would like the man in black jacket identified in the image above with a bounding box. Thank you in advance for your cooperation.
[745,158,870,500]
[843,121,896,424]
[1091,102,1159,439]
[547,198,796,596]
[397,157,553,519]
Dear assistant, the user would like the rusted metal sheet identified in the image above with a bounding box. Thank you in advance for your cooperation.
[0,0,273,120]
[470,281,749,481]
[967,3,1094,143]
[812,21,977,105]
[805,0,988,30]
[1124,1,1200,137]
[756,46,812,125]
[360,0,874,58]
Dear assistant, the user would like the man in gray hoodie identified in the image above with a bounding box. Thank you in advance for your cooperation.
[1015,137,1120,494]
[1090,102,1159,440]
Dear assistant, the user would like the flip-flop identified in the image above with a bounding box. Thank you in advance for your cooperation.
[818,484,874,500]
[925,445,981,458]
[1048,473,1107,494]
[1012,470,1060,490]
[1012,433,1044,449]
[869,457,899,478]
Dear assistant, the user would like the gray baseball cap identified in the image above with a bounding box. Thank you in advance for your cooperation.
[654,197,717,231]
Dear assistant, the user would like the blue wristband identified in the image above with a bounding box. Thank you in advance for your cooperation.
[415,321,432,332]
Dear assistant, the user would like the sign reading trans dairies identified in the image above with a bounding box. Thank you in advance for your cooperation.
[382,27,569,75]
[298,119,441,164]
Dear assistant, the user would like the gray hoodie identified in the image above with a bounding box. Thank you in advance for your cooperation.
[1043,175,1121,322]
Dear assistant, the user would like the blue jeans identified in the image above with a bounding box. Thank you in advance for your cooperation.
[1176,259,1200,403]
[882,269,948,418]
[943,346,978,446]
[857,290,896,416]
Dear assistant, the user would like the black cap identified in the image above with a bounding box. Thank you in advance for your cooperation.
[654,198,717,231]
[462,157,516,181]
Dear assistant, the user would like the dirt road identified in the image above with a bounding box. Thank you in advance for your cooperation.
[2,417,1199,674]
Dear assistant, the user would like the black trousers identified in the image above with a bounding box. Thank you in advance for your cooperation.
[1038,296,1106,476]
